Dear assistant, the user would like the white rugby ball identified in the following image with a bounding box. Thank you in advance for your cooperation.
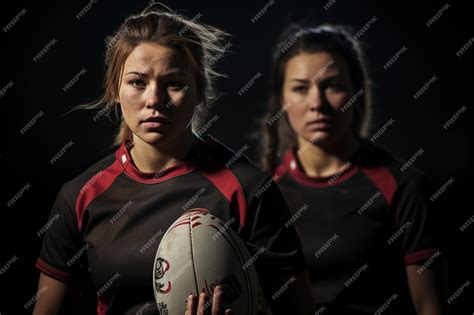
[153,208,259,315]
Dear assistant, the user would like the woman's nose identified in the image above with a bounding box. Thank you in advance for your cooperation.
[144,85,164,109]
[308,86,323,110]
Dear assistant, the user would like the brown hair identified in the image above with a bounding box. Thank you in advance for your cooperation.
[76,3,229,146]
[260,24,373,174]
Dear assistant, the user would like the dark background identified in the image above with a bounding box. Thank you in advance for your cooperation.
[2,0,473,313]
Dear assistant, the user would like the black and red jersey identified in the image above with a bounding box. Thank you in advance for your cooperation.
[36,134,305,314]
[275,140,439,315]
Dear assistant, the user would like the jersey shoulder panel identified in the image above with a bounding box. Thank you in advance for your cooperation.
[61,149,119,204]
[202,135,273,200]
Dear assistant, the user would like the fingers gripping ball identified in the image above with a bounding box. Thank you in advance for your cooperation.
[153,208,259,314]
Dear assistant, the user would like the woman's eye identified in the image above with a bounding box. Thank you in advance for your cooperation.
[327,83,345,91]
[130,80,145,88]
[292,86,308,93]
[166,81,185,90]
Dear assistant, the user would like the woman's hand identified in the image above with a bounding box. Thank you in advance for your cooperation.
[185,285,233,315]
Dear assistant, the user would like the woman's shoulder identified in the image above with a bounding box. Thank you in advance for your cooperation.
[356,139,427,185]
[61,148,119,199]
[200,134,274,198]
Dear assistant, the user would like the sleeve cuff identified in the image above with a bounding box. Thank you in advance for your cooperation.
[404,248,440,265]
[36,258,71,283]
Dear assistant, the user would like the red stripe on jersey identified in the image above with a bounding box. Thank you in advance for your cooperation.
[274,151,291,181]
[75,158,124,231]
[36,258,70,283]
[404,248,439,265]
[280,149,359,187]
[97,296,107,315]
[360,166,397,208]
[201,168,247,227]
[118,141,198,184]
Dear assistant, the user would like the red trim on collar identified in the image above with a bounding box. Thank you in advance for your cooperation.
[116,140,199,184]
[280,148,359,187]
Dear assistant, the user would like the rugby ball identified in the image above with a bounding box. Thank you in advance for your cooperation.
[153,208,259,315]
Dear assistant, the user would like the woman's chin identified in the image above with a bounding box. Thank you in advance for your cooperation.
[138,132,168,145]
[307,130,333,145]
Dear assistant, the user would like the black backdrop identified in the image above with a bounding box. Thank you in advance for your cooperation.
[2,0,473,313]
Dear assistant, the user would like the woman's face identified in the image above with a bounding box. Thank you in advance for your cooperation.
[118,42,199,146]
[282,51,355,147]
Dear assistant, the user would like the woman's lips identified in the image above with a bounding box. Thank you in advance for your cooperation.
[142,121,166,128]
[307,120,332,129]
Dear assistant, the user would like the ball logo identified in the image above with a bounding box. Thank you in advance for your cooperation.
[154,257,171,294]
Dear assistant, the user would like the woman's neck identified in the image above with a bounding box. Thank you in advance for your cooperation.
[296,133,359,178]
[129,128,196,174]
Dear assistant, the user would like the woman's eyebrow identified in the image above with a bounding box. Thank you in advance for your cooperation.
[124,71,187,77]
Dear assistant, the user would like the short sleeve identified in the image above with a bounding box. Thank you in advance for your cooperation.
[394,175,439,265]
[36,185,87,283]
